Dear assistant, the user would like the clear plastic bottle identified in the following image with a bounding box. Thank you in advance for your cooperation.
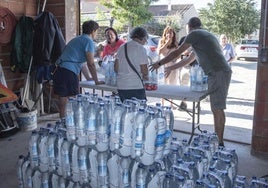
[47,131,57,172]
[163,173,185,188]
[74,97,86,146]
[17,155,25,188]
[41,172,49,188]
[119,104,135,157]
[38,131,49,172]
[48,172,59,188]
[96,102,109,152]
[190,64,198,91]
[119,156,131,187]
[146,165,160,188]
[135,163,148,187]
[70,142,79,182]
[88,148,98,188]
[61,138,71,179]
[163,106,174,156]
[85,100,97,147]
[32,168,42,188]
[97,151,109,188]
[25,163,33,188]
[78,146,90,185]
[28,130,39,169]
[140,110,158,166]
[107,152,120,188]
[155,107,166,161]
[110,102,125,152]
[54,129,66,176]
[131,107,147,159]
[196,65,204,91]
[65,98,76,142]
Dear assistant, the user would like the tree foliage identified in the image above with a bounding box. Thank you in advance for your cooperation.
[100,0,159,30]
[199,0,260,42]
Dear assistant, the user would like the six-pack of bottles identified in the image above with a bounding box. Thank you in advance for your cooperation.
[190,64,208,92]
[17,93,268,187]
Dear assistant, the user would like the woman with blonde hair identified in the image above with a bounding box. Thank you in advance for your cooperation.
[157,26,179,85]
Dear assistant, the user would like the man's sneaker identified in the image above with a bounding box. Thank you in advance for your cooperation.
[179,101,187,110]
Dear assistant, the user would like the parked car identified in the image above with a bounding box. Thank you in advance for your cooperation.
[235,39,259,61]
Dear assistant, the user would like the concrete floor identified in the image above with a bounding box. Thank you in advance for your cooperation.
[0,60,268,187]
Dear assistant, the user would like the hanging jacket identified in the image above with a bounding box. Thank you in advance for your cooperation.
[32,11,66,83]
[32,11,66,67]
[10,16,34,73]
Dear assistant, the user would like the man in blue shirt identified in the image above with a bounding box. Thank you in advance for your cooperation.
[53,20,104,119]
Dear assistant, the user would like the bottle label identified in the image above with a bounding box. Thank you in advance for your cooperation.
[48,144,54,157]
[86,119,96,130]
[98,164,108,176]
[87,130,96,140]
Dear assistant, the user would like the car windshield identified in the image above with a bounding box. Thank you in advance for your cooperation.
[241,40,259,45]
[151,36,160,46]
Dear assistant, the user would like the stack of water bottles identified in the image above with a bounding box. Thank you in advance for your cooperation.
[190,64,208,92]
[102,55,117,86]
[17,93,268,188]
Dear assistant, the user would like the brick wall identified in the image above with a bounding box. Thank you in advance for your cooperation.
[0,0,66,93]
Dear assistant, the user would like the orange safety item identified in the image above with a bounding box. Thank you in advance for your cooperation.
[0,7,17,45]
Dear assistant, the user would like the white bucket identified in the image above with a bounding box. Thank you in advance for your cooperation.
[16,109,37,131]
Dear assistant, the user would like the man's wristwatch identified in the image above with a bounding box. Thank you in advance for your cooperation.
[158,62,161,66]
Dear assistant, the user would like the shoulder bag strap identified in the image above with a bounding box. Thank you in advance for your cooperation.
[124,43,144,85]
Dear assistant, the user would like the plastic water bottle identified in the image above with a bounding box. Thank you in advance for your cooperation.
[157,61,165,85]
[163,106,174,156]
[110,102,125,152]
[85,100,97,147]
[190,65,198,91]
[97,151,109,188]
[48,172,59,188]
[25,163,33,188]
[131,107,147,159]
[65,98,76,142]
[155,107,166,161]
[17,155,25,188]
[38,131,49,172]
[119,105,135,157]
[28,130,39,169]
[163,173,185,188]
[69,142,79,182]
[74,97,86,146]
[78,146,90,184]
[196,65,204,91]
[41,172,49,188]
[47,131,57,172]
[107,152,120,188]
[61,138,71,179]
[109,59,117,86]
[136,163,148,187]
[58,176,67,187]
[96,102,109,152]
[32,168,42,187]
[119,156,131,187]
[88,149,98,188]
[146,165,160,188]
[140,110,158,166]
[54,129,66,176]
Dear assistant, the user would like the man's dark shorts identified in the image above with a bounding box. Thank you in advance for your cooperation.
[53,67,79,97]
